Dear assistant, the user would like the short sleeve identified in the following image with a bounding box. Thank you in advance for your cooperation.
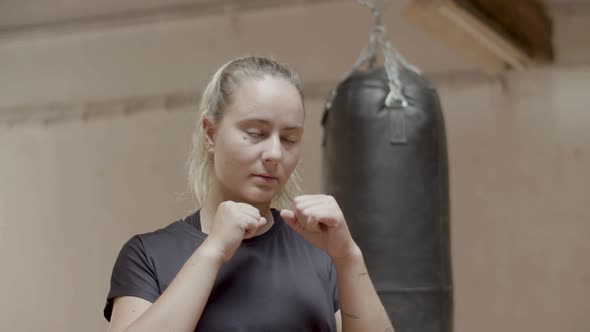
[103,235,160,321]
[328,260,340,312]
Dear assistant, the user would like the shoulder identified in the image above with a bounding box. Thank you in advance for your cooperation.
[108,212,204,289]
[118,212,203,260]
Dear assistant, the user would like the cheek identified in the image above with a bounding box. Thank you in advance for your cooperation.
[216,132,256,166]
[283,148,301,172]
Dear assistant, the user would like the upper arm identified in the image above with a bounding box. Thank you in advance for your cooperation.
[335,310,342,332]
[104,236,160,322]
[107,296,152,332]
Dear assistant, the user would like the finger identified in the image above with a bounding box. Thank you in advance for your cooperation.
[299,206,339,228]
[307,216,322,232]
[295,199,319,212]
[239,213,260,229]
[244,229,255,239]
[220,201,259,219]
[295,195,332,212]
[294,204,320,221]
[280,209,297,224]
[243,216,263,239]
[281,209,306,235]
[294,206,313,226]
[293,206,307,223]
[294,195,320,207]
[237,203,261,217]
[248,216,268,234]
[289,207,323,233]
[296,213,321,233]
[294,199,322,217]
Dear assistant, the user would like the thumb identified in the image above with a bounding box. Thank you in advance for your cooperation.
[281,209,306,235]
[280,209,296,224]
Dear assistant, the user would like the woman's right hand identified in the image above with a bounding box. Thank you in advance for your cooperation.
[201,201,267,262]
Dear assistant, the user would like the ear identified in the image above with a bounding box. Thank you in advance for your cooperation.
[202,116,216,149]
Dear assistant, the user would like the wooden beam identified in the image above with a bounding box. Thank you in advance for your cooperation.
[456,0,554,61]
[404,0,509,75]
[403,0,554,75]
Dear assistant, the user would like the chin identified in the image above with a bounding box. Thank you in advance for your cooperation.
[240,188,278,205]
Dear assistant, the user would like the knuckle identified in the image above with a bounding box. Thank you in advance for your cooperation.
[220,201,236,209]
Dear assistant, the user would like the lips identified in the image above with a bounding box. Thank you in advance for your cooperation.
[252,174,278,180]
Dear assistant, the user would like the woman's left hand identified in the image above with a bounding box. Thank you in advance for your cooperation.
[281,194,360,261]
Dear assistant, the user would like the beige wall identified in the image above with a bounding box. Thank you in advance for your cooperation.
[1,3,589,332]
[439,67,590,331]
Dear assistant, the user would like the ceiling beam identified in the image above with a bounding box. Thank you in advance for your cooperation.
[456,0,553,61]
[404,0,555,75]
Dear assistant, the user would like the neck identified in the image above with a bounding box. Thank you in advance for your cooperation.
[199,184,275,235]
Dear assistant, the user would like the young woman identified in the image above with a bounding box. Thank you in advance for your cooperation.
[104,56,394,332]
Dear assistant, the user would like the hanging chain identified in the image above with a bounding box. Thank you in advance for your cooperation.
[325,0,421,110]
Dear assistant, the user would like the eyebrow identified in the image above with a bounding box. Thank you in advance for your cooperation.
[243,118,303,131]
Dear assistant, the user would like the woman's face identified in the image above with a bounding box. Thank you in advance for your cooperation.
[206,77,304,205]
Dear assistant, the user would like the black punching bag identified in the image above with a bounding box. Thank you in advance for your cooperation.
[321,49,453,331]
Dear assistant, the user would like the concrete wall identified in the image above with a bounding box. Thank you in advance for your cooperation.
[439,67,590,331]
[1,3,589,332]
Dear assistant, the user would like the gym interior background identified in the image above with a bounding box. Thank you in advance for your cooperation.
[0,0,588,331]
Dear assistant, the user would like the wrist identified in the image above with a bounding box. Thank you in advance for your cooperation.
[197,239,227,266]
[331,243,363,267]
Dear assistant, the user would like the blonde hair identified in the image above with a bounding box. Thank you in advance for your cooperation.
[187,56,304,209]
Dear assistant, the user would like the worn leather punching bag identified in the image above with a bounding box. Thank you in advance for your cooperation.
[321,28,453,332]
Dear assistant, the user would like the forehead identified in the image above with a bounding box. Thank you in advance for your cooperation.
[225,77,304,125]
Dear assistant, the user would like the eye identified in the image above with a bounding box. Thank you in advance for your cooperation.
[281,137,298,144]
[247,131,264,139]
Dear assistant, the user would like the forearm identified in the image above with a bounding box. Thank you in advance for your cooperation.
[334,247,394,332]
[125,241,223,332]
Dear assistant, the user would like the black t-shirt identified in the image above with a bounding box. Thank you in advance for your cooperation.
[104,208,339,331]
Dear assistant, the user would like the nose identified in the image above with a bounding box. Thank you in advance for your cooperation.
[262,134,283,164]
